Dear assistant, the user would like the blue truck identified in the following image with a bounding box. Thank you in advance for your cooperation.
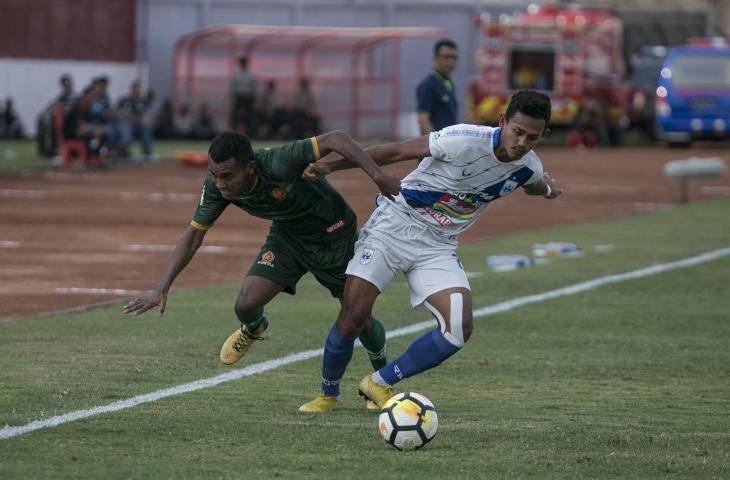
[655,38,730,147]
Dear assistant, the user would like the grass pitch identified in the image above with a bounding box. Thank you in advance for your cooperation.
[1,199,729,479]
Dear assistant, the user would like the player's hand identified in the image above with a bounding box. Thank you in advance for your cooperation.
[302,162,332,182]
[123,288,168,316]
[542,172,563,199]
[373,172,401,201]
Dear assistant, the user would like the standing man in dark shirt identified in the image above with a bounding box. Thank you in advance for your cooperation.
[416,38,459,135]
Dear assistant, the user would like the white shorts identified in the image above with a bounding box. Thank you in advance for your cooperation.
[346,200,470,308]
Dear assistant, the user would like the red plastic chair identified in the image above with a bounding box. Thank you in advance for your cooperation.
[52,103,91,166]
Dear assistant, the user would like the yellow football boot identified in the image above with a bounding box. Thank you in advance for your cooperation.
[357,374,393,409]
[219,319,267,365]
[298,393,337,413]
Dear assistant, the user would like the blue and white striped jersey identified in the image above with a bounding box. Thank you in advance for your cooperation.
[390,124,543,236]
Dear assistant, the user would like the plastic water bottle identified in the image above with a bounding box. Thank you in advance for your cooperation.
[485,255,534,272]
[532,242,582,257]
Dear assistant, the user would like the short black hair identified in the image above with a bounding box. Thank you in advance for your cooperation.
[505,90,552,128]
[208,132,254,165]
[434,38,457,56]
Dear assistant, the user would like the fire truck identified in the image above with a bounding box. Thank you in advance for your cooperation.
[467,4,629,132]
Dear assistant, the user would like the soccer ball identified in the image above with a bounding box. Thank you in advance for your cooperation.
[378,392,438,451]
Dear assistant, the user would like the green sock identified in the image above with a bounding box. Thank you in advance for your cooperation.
[358,317,387,370]
[237,306,266,333]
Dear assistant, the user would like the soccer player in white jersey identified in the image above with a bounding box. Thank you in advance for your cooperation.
[299,90,562,412]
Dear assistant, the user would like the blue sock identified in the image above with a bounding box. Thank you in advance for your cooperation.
[379,329,460,386]
[321,324,356,398]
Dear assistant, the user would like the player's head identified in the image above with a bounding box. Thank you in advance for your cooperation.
[498,90,551,160]
[432,38,458,77]
[208,132,255,200]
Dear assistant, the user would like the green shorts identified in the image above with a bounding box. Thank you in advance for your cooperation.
[247,226,357,299]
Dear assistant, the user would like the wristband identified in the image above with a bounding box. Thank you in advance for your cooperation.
[544,184,552,198]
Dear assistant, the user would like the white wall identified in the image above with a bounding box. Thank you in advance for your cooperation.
[0,59,146,136]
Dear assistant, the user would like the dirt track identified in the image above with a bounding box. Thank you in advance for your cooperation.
[1,146,728,321]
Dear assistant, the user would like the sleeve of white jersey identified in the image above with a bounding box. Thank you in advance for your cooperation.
[523,153,544,186]
[428,124,485,162]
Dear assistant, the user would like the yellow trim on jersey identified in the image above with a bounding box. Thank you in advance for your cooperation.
[310,136,321,161]
[190,220,211,231]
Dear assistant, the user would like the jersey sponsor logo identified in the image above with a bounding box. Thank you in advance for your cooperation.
[257,250,276,267]
[423,207,454,226]
[270,188,287,201]
[499,179,519,196]
[359,248,375,265]
[325,219,346,233]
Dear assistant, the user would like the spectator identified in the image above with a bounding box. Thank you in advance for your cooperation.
[153,98,176,139]
[416,38,459,135]
[63,84,107,161]
[116,80,156,161]
[567,91,609,149]
[0,98,25,139]
[174,104,195,139]
[37,74,78,157]
[291,77,319,139]
[88,76,119,153]
[57,74,78,110]
[188,103,218,140]
[229,55,259,134]
[256,79,289,139]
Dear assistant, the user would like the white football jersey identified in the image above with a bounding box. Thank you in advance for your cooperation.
[390,124,543,236]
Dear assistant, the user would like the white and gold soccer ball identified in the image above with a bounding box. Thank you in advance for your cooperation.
[378,392,438,451]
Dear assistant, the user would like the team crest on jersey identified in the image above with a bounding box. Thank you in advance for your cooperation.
[258,250,275,267]
[499,179,519,196]
[359,248,375,265]
[271,188,287,201]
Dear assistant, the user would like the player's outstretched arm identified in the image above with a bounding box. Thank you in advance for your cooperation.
[315,130,401,199]
[123,225,207,316]
[523,171,563,199]
[302,135,430,181]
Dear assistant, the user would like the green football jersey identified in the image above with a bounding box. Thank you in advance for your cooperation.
[192,138,357,243]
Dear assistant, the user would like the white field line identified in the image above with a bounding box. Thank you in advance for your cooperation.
[122,244,228,253]
[2,247,729,441]
[566,184,640,194]
[0,240,20,248]
[55,288,145,296]
[119,192,197,202]
[700,186,730,196]
[0,188,55,199]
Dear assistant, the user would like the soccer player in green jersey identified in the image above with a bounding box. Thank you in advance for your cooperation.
[123,131,400,410]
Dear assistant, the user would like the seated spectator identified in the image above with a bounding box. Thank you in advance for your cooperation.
[190,102,218,140]
[88,75,119,153]
[256,79,289,139]
[116,80,156,161]
[291,77,320,138]
[173,104,195,139]
[0,98,25,139]
[63,84,108,161]
[153,98,176,139]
